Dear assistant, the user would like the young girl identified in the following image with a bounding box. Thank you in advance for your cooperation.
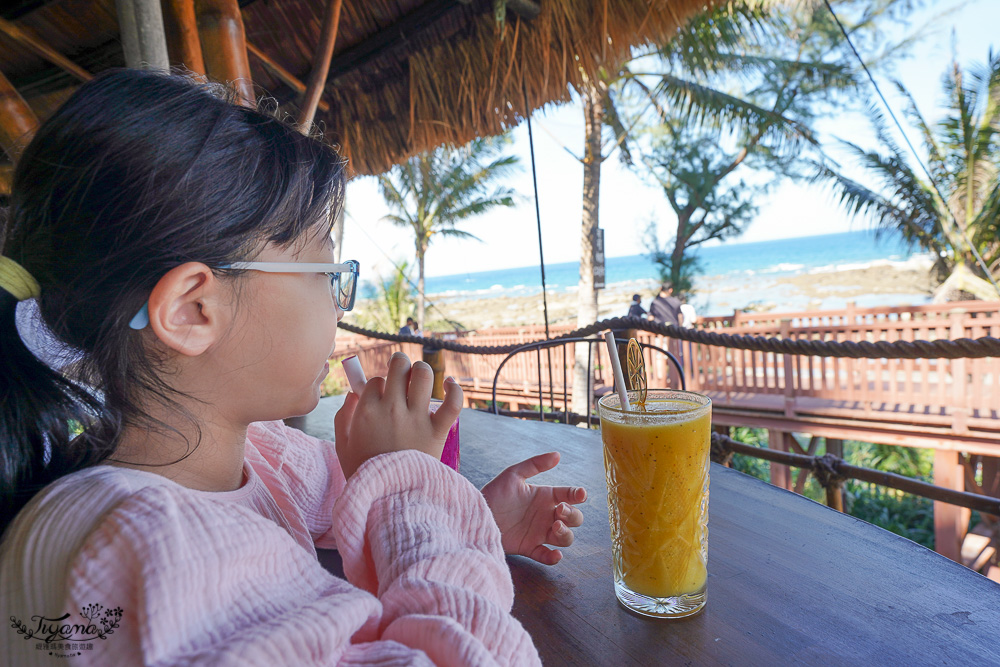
[0,69,586,666]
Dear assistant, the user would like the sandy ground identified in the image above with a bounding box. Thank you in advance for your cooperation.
[346,258,938,332]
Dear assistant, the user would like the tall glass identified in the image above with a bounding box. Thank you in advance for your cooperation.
[597,389,712,618]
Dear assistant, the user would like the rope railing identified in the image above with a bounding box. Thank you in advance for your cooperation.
[710,433,1000,516]
[339,316,1000,359]
[482,406,1000,516]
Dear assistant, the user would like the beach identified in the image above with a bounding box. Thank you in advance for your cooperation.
[393,255,938,330]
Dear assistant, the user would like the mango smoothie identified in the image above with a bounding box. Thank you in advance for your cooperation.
[598,391,712,618]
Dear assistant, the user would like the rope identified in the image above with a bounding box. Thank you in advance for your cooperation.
[338,316,1000,359]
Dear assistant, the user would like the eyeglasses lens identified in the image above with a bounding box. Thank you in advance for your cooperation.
[333,268,356,311]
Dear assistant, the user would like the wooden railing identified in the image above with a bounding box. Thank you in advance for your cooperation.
[333,301,1000,435]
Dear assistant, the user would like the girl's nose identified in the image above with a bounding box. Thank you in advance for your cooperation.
[335,300,344,323]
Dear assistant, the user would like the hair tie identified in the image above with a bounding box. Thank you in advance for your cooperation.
[0,257,41,301]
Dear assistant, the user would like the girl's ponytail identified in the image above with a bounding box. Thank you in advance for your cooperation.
[0,285,106,535]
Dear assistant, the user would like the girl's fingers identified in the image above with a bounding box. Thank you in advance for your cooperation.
[505,452,560,480]
[552,485,588,506]
[383,352,411,402]
[431,376,463,435]
[546,520,575,548]
[363,375,386,401]
[407,360,434,411]
[556,502,585,528]
[528,544,562,566]
[334,392,359,443]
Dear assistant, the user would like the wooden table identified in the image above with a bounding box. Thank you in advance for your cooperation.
[292,397,1000,665]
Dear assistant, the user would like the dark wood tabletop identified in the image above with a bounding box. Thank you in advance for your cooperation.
[291,397,1000,666]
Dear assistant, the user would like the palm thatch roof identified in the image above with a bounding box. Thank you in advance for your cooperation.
[1,0,712,178]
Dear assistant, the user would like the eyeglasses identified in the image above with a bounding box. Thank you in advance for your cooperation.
[128,259,360,330]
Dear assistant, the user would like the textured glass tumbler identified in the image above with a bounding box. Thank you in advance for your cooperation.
[598,390,712,618]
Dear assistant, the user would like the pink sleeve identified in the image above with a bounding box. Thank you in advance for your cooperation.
[65,455,539,666]
[333,450,539,666]
[249,420,345,549]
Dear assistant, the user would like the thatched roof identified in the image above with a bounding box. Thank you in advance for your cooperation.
[1,0,711,177]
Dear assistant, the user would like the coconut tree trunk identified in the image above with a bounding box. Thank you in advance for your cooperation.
[572,80,602,416]
[332,206,344,263]
[417,241,426,332]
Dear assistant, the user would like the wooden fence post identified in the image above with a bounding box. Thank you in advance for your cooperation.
[934,449,966,562]
[950,309,969,435]
[768,429,792,491]
[780,319,795,417]
[423,348,446,400]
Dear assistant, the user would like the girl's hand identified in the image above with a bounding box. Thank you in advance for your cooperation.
[334,352,463,480]
[481,452,587,566]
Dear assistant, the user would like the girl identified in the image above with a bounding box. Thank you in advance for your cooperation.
[0,69,585,666]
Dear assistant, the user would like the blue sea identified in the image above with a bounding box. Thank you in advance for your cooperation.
[423,230,932,317]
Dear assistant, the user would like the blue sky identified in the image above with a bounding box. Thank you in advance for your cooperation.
[341,0,997,280]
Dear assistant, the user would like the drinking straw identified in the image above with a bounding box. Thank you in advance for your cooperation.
[342,355,367,393]
[603,332,632,411]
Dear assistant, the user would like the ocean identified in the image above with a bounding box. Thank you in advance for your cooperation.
[423,230,931,316]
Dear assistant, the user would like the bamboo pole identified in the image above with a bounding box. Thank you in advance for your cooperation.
[162,0,206,75]
[0,18,92,81]
[115,0,170,70]
[1,164,13,197]
[195,0,254,105]
[246,42,329,113]
[0,69,38,161]
[298,0,343,130]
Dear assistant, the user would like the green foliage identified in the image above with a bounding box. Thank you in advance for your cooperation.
[610,0,916,294]
[377,135,520,328]
[844,482,935,549]
[817,50,1000,284]
[320,371,348,398]
[726,429,937,547]
[350,261,415,332]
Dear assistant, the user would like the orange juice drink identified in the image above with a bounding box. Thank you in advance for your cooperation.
[598,390,712,618]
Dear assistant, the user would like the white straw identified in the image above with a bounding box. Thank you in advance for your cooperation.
[341,355,367,393]
[603,331,632,411]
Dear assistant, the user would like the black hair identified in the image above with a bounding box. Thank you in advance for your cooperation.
[0,69,346,534]
[632,294,641,301]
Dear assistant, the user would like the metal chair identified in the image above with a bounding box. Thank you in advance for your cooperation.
[490,335,684,425]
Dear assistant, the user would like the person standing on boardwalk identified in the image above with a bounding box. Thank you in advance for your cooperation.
[627,294,647,319]
[649,282,684,327]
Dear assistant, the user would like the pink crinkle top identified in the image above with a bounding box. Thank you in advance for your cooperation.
[1,420,540,666]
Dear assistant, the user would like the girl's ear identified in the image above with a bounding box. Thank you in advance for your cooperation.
[147,263,227,356]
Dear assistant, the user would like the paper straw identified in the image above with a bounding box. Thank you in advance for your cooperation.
[341,355,367,393]
[603,332,632,411]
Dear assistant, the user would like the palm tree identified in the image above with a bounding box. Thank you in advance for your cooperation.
[819,51,1000,300]
[351,261,416,333]
[377,136,520,330]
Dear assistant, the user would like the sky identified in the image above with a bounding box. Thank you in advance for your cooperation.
[340,0,998,282]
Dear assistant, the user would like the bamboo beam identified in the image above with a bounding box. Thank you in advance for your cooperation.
[457,0,540,19]
[246,42,328,113]
[162,0,205,75]
[1,164,13,197]
[115,0,170,70]
[195,0,254,105]
[298,0,343,130]
[0,69,37,161]
[0,17,92,82]
[322,0,457,86]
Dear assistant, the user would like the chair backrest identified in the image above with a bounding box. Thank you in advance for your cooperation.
[490,335,684,424]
